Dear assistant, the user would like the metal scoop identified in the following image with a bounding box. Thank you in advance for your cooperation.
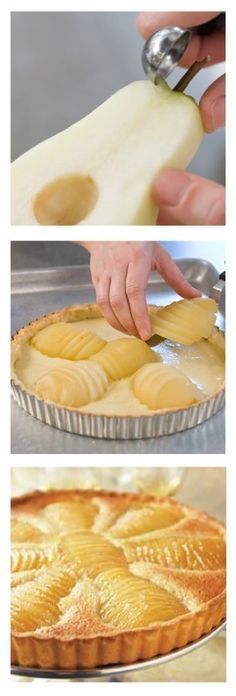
[142,26,192,84]
[142,14,225,84]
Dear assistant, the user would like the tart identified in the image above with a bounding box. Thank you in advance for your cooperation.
[11,489,226,669]
[11,302,225,435]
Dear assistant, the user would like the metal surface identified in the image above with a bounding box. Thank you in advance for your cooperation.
[211,272,226,305]
[11,621,226,680]
[142,27,191,83]
[11,259,225,454]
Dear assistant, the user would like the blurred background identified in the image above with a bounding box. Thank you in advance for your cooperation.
[11,12,225,184]
[11,466,225,519]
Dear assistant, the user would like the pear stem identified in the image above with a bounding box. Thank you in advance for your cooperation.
[173,57,210,93]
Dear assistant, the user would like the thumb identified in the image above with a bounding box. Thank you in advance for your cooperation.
[153,243,201,299]
[153,169,225,225]
[200,75,225,133]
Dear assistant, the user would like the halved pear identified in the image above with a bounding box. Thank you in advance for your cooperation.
[31,323,106,360]
[33,361,109,408]
[149,298,217,345]
[90,336,158,380]
[11,79,203,225]
[132,363,201,410]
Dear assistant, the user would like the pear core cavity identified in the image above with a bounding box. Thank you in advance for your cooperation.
[33,174,99,225]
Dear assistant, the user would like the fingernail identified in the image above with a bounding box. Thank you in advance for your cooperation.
[154,171,191,207]
[140,327,151,340]
[209,96,225,131]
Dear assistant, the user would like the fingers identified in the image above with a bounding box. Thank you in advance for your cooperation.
[137,12,219,37]
[177,32,225,68]
[125,259,152,340]
[153,244,201,298]
[93,272,139,336]
[109,269,140,337]
[93,274,126,335]
[200,75,225,132]
[90,249,152,340]
[153,169,225,225]
[137,12,225,66]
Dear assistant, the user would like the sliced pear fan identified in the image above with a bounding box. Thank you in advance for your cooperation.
[150,298,217,345]
[123,535,226,570]
[60,531,127,576]
[107,504,183,539]
[133,363,201,410]
[11,565,77,632]
[31,322,106,359]
[96,567,187,628]
[90,337,158,380]
[11,544,57,572]
[42,500,98,533]
[33,361,109,407]
[11,518,46,543]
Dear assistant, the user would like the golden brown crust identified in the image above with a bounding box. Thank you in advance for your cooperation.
[11,487,225,531]
[11,489,226,669]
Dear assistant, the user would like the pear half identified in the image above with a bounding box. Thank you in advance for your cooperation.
[11,79,203,225]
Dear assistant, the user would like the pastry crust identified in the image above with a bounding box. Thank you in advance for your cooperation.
[11,489,226,669]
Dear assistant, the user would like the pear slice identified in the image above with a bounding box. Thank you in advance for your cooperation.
[90,336,158,380]
[149,298,217,345]
[11,79,203,225]
[132,363,201,410]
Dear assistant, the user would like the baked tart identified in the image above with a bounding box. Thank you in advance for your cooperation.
[11,489,226,669]
[11,300,225,437]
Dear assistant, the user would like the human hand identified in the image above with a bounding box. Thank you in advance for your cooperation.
[80,242,201,340]
[152,169,225,225]
[137,12,225,225]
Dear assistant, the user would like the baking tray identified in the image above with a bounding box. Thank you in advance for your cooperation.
[11,620,226,680]
[11,259,225,454]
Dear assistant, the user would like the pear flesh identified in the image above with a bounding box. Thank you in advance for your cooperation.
[11,79,203,225]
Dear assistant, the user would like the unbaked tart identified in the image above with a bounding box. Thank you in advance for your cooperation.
[11,299,225,422]
[11,489,226,669]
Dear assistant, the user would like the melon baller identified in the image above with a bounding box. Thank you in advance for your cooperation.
[142,26,192,84]
[142,13,225,86]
